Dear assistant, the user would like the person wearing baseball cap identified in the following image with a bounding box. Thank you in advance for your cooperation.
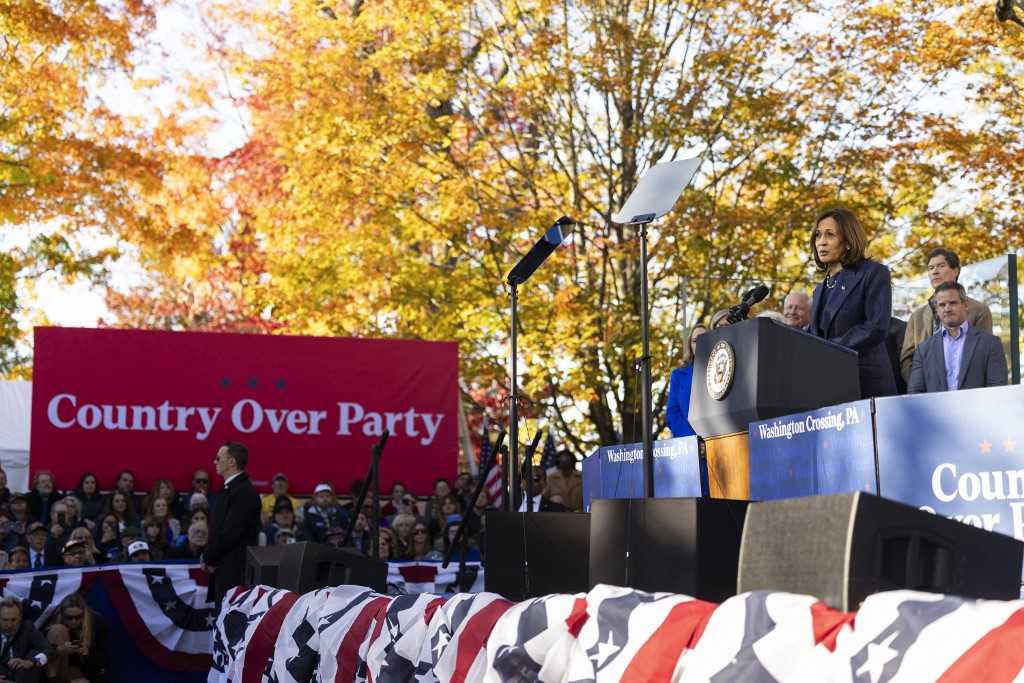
[260,472,302,522]
[127,541,151,562]
[61,538,89,567]
[25,522,58,569]
[302,482,348,544]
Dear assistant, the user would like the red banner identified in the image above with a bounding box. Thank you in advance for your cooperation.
[30,327,459,495]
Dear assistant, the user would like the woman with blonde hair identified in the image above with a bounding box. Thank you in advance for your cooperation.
[46,592,109,682]
[665,323,708,437]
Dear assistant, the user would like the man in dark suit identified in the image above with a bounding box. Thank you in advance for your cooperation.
[24,523,60,570]
[516,468,567,512]
[908,282,1008,394]
[203,442,261,603]
[0,597,51,683]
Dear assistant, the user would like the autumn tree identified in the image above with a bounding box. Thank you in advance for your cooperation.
[0,0,169,374]
[103,0,1024,451]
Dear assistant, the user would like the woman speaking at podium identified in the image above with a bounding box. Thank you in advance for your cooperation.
[808,208,897,398]
[666,324,707,437]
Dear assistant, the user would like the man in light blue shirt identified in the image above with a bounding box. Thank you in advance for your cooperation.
[942,318,968,391]
[908,282,1008,394]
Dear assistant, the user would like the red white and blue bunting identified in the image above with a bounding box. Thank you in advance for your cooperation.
[211,583,1024,682]
[0,563,214,673]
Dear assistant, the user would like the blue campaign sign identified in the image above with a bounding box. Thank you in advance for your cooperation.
[582,436,702,503]
[875,384,1024,541]
[748,400,877,501]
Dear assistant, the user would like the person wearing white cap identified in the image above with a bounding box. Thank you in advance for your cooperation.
[127,541,150,562]
[302,483,349,544]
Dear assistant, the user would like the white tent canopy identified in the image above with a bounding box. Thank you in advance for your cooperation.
[0,381,31,492]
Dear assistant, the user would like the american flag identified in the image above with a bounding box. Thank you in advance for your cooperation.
[482,433,504,508]
[540,429,558,473]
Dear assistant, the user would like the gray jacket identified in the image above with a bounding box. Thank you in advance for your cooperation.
[907,324,1008,393]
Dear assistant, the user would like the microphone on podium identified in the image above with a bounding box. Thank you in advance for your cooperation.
[726,283,771,324]
[507,216,576,286]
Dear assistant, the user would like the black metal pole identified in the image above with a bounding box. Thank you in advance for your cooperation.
[342,430,390,548]
[442,430,505,568]
[1009,253,1020,385]
[638,221,655,498]
[509,282,521,512]
[520,429,544,512]
[369,431,388,560]
[500,449,509,512]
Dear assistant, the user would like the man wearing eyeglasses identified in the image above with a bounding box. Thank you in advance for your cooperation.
[203,442,261,603]
[900,247,993,385]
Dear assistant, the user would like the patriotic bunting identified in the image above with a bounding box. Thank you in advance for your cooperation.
[214,584,1024,683]
[0,563,213,673]
[5,563,1021,682]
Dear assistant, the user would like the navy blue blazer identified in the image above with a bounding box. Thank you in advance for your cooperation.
[809,258,897,398]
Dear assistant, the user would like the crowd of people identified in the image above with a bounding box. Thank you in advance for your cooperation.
[0,449,585,574]
[667,210,1009,437]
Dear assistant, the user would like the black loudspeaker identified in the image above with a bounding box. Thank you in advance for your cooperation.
[485,511,590,601]
[738,492,1024,610]
[277,542,388,594]
[588,497,748,602]
[245,545,287,588]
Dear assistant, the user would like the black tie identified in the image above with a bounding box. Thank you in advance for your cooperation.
[33,552,42,569]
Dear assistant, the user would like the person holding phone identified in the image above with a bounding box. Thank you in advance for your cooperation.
[45,593,108,683]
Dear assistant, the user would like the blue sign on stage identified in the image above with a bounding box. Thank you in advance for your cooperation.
[748,400,877,501]
[581,436,702,508]
[875,384,1024,542]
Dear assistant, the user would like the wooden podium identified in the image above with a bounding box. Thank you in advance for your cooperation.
[689,318,860,499]
[704,432,751,498]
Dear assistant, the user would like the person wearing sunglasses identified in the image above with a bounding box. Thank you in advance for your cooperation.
[179,469,218,516]
[409,523,442,561]
[516,468,566,512]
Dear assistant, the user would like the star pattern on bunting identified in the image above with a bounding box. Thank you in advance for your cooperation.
[854,631,899,683]
[591,632,619,669]
[979,440,992,454]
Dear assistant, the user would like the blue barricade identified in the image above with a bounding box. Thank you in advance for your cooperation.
[748,400,877,501]
[581,436,702,510]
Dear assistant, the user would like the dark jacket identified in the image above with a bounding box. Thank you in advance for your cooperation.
[63,611,109,683]
[72,492,106,523]
[26,491,58,526]
[165,543,205,561]
[0,619,52,683]
[204,472,261,603]
[302,506,348,544]
[908,324,1009,394]
[26,541,62,570]
[809,258,897,399]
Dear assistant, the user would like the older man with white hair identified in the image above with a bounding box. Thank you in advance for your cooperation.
[783,291,811,329]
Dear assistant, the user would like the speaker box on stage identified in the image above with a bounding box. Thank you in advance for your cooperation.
[485,511,590,601]
[245,545,286,588]
[588,497,748,601]
[738,492,1024,610]
[277,542,388,594]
